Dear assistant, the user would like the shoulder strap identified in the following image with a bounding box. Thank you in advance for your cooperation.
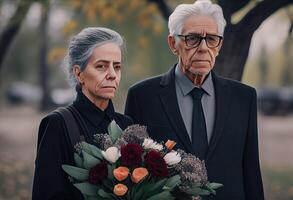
[67,105,90,142]
[54,106,84,148]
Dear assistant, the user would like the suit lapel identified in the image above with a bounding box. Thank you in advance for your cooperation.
[206,72,232,160]
[159,66,194,153]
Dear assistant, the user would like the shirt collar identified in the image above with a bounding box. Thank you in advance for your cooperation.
[73,89,115,128]
[175,64,214,96]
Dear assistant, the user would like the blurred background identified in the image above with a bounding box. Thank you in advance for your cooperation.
[0,0,293,199]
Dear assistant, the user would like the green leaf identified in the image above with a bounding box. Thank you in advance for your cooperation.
[84,195,97,200]
[208,182,223,189]
[108,120,122,143]
[84,194,106,200]
[147,191,175,200]
[206,186,216,195]
[132,181,146,200]
[186,186,211,196]
[102,179,114,191]
[81,142,103,159]
[198,189,211,196]
[205,184,215,195]
[90,147,103,159]
[185,187,201,196]
[98,189,114,199]
[82,150,101,169]
[205,182,223,195]
[74,153,83,168]
[83,194,99,200]
[148,178,168,193]
[140,178,168,199]
[74,182,99,196]
[191,182,202,188]
[62,165,89,181]
[107,164,115,180]
[165,175,181,189]
[83,194,105,200]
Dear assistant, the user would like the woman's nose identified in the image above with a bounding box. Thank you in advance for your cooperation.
[106,65,116,79]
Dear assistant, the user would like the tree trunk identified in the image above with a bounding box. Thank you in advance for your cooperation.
[215,0,293,81]
[282,36,293,86]
[0,0,34,70]
[214,25,254,81]
[39,1,52,111]
[152,0,293,81]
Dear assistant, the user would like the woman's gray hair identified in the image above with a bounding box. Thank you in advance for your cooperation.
[168,0,226,36]
[63,27,125,87]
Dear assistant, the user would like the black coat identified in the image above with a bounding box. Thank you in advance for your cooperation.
[32,90,133,200]
[125,65,264,200]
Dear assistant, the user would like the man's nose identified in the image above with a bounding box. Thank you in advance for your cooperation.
[197,38,209,51]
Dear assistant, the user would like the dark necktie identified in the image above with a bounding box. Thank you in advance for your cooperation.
[190,87,208,160]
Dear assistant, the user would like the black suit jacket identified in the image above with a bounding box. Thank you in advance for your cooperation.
[125,65,264,200]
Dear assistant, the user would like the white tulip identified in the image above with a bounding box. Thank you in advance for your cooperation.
[102,146,120,163]
[164,151,181,165]
[142,138,163,151]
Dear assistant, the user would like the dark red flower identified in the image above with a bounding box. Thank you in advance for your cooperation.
[120,143,143,168]
[144,150,168,177]
[88,161,108,184]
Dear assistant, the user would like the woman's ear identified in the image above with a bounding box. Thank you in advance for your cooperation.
[167,35,178,55]
[73,65,84,84]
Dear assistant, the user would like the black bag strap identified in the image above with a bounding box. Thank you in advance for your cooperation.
[54,105,85,148]
[67,105,92,143]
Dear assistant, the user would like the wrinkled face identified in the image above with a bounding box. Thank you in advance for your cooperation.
[75,43,122,101]
[169,15,222,82]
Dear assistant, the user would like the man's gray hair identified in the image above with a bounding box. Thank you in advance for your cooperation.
[63,27,125,87]
[168,0,226,36]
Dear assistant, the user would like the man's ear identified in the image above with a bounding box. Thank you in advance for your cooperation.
[167,35,178,55]
[217,40,223,54]
[73,65,84,84]
[216,40,223,56]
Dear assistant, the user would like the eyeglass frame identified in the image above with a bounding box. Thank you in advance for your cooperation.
[175,33,223,48]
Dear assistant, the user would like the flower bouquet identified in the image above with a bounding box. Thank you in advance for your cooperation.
[62,121,222,200]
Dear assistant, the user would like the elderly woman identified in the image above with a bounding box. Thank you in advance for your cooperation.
[32,27,133,200]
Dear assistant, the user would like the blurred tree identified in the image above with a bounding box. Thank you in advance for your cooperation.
[216,0,293,81]
[56,0,174,79]
[259,45,268,87]
[39,0,53,111]
[149,0,293,81]
[1,0,292,82]
[0,0,36,69]
[282,7,293,86]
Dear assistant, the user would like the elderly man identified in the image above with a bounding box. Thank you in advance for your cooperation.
[125,0,264,199]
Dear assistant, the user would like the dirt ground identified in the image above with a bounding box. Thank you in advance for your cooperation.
[1,104,292,167]
[258,114,293,168]
[0,104,292,199]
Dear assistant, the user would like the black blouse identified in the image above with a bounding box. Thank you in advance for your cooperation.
[32,90,133,200]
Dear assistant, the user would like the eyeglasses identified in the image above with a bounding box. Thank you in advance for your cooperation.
[175,34,223,48]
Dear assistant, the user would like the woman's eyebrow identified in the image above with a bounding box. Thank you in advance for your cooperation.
[93,59,121,64]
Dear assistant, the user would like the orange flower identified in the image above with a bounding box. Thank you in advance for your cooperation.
[131,167,149,183]
[113,167,129,181]
[114,184,128,196]
[165,140,176,150]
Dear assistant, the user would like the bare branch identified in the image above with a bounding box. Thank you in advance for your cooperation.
[0,0,35,69]
[238,0,293,36]
[218,0,250,25]
[148,0,171,20]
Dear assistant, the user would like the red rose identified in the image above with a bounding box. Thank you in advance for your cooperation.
[120,144,143,168]
[144,150,168,177]
[88,161,108,184]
